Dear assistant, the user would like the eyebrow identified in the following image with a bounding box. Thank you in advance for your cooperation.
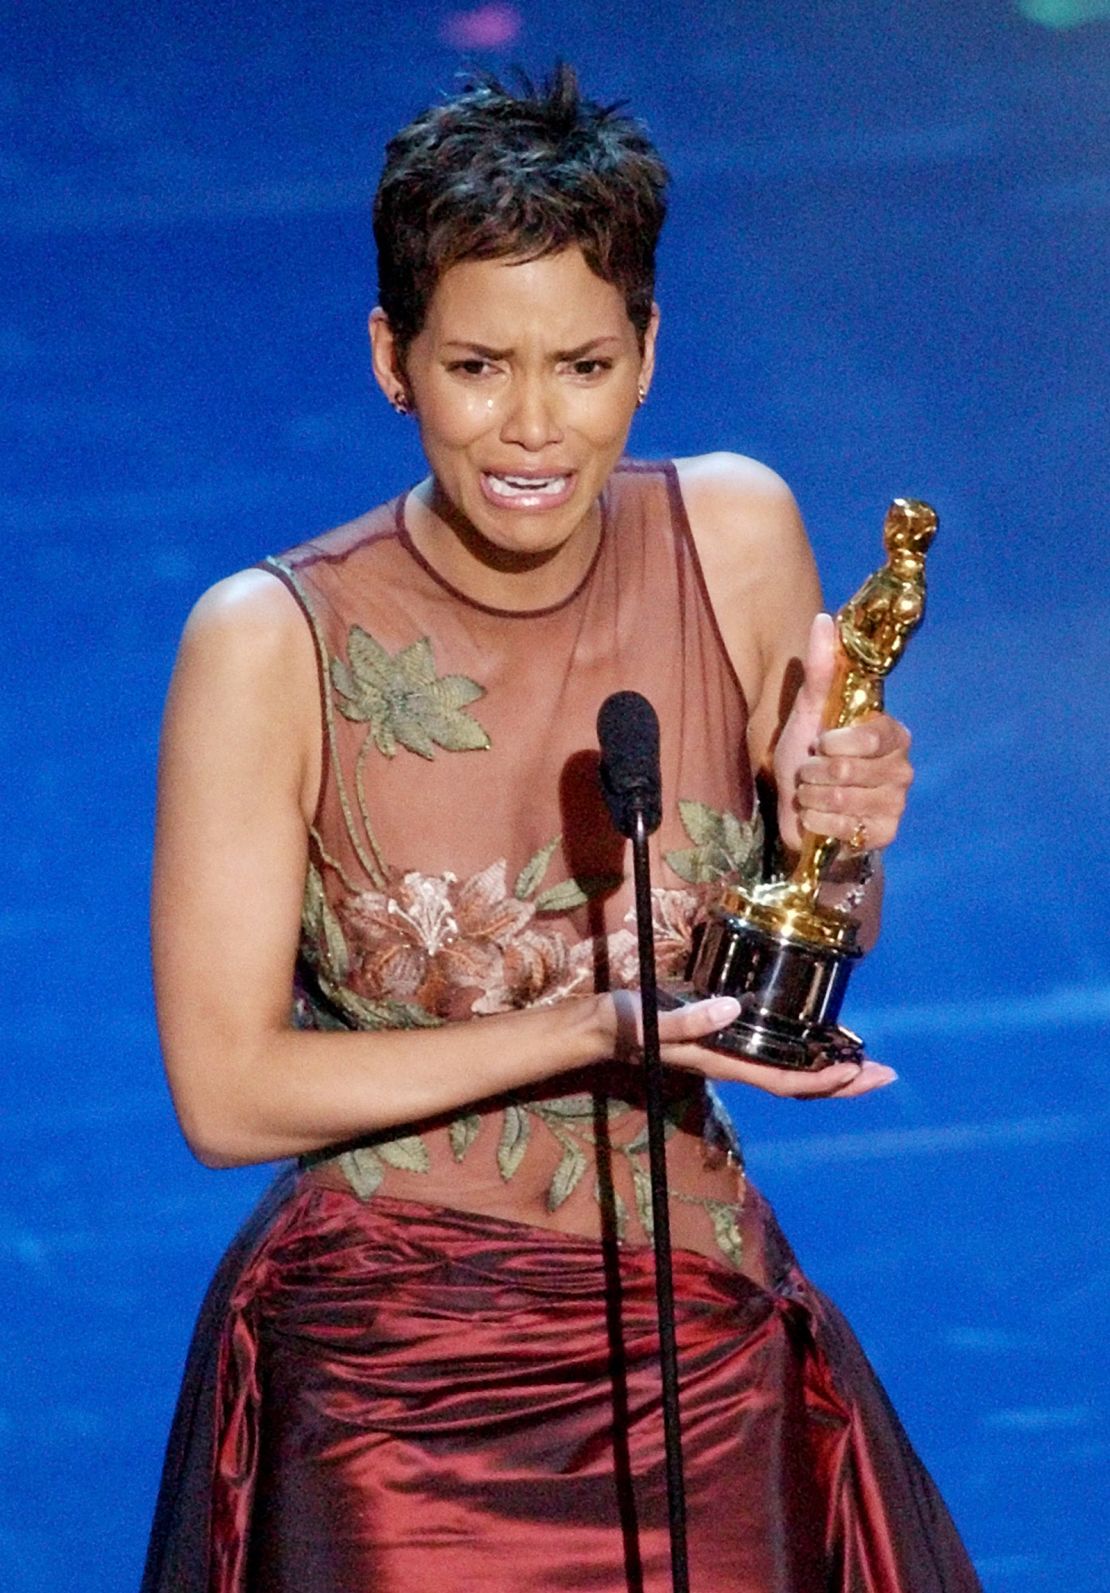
[442,336,622,360]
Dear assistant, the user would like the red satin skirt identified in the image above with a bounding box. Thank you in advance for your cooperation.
[142,1169,980,1592]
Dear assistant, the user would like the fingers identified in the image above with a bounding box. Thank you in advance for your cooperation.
[609,992,741,1060]
[816,1060,898,1097]
[793,714,912,849]
[796,612,837,713]
[656,996,741,1046]
[794,784,907,850]
[818,716,910,760]
[660,1044,898,1099]
[613,994,899,1101]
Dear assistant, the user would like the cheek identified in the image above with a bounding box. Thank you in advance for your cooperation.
[581,398,638,456]
[415,382,497,451]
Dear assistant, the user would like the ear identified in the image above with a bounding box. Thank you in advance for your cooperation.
[368,308,409,407]
[638,302,660,398]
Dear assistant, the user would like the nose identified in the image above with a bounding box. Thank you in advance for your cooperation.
[500,373,563,453]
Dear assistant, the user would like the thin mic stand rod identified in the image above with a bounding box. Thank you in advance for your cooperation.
[631,806,690,1593]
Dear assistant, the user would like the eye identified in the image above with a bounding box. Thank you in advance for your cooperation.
[570,358,612,377]
[447,358,497,378]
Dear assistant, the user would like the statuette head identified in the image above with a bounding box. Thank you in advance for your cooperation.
[883,498,938,559]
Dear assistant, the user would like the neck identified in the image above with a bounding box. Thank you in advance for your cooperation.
[405,480,604,611]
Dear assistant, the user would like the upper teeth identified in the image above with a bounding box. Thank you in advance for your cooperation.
[488,474,567,496]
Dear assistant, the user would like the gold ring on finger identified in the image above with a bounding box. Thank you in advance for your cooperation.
[848,820,869,851]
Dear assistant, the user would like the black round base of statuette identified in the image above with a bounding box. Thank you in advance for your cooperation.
[660,982,865,1070]
[659,907,866,1072]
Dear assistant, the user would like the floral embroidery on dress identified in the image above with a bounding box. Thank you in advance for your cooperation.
[337,1082,746,1268]
[296,806,761,1265]
[282,602,762,1270]
[332,626,491,760]
[306,851,730,1031]
[343,860,598,1022]
[664,800,763,888]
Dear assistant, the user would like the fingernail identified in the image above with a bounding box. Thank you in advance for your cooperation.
[708,997,740,1022]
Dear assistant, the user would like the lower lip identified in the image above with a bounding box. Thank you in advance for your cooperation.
[479,472,578,512]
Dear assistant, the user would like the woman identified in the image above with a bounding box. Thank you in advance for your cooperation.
[144,68,980,1592]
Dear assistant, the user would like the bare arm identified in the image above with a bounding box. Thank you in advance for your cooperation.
[674,453,913,947]
[674,452,821,777]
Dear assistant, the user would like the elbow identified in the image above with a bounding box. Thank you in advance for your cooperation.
[174,1100,261,1169]
[164,1046,278,1169]
[188,1133,254,1171]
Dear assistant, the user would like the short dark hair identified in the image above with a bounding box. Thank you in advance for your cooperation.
[373,65,668,354]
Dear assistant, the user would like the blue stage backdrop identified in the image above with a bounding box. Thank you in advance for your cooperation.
[3,2,1108,1588]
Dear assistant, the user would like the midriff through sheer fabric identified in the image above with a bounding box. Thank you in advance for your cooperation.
[303,1061,776,1283]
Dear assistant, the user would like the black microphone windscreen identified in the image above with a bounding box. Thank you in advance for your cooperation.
[596,691,663,837]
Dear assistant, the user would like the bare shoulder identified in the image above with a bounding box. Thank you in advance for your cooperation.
[172,565,319,707]
[182,564,307,652]
[164,565,321,815]
[673,451,813,576]
[674,449,796,506]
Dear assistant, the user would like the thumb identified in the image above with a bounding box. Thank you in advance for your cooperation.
[797,611,837,716]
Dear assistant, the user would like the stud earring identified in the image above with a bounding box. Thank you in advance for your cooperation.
[391,390,411,416]
[636,383,647,408]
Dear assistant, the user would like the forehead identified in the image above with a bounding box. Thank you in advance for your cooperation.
[422,248,635,343]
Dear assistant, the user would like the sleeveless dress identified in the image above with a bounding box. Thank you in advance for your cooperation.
[142,461,981,1592]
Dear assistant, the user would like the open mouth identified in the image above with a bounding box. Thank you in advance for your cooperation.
[477,465,579,509]
[484,468,570,500]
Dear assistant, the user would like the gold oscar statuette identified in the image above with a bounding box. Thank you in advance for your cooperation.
[662,497,938,1069]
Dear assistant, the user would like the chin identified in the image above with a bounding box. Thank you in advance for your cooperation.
[467,497,588,554]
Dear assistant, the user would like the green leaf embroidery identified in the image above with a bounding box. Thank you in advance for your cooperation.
[663,848,714,885]
[532,1093,596,1120]
[375,1134,431,1174]
[594,1184,629,1243]
[335,990,444,1031]
[514,836,561,900]
[332,626,490,761]
[547,1141,589,1212]
[302,863,350,981]
[675,800,716,849]
[720,810,750,862]
[624,1088,695,1155]
[338,1146,384,1200]
[624,1115,679,1157]
[497,1104,531,1180]
[448,1113,482,1163]
[664,800,762,887]
[534,873,624,913]
[705,1200,744,1268]
[533,1095,628,1127]
[631,1164,655,1241]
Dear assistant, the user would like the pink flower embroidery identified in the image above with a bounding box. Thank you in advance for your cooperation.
[342,861,590,1020]
[624,888,703,978]
[333,866,710,1023]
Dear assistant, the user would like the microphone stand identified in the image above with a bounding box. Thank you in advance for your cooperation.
[630,805,690,1593]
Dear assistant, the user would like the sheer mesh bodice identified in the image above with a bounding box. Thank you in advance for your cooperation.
[263,461,769,1272]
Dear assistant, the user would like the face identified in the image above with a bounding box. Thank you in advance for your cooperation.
[370,248,657,601]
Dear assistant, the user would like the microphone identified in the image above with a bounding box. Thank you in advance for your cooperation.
[596,690,690,1591]
[596,691,662,838]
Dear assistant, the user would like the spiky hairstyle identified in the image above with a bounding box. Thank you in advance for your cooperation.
[373,65,668,353]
